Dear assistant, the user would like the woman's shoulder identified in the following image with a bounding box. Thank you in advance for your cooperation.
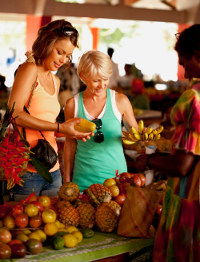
[115,90,129,104]
[15,62,38,77]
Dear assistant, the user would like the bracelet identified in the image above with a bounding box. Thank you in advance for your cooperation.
[57,123,60,133]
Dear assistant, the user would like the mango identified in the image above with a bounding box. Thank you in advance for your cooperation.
[74,119,96,132]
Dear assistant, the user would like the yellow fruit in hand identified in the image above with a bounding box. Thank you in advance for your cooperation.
[72,231,83,243]
[65,226,78,234]
[103,178,116,188]
[42,208,57,224]
[63,234,78,248]
[44,222,58,236]
[74,118,96,132]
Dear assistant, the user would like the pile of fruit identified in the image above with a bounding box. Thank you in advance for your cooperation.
[54,172,150,233]
[0,194,87,259]
[0,172,163,259]
[122,120,164,145]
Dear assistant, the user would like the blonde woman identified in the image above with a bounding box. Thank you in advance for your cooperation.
[64,50,138,191]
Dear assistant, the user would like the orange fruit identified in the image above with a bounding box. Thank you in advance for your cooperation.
[38,196,51,208]
[24,204,39,217]
[44,223,58,236]
[109,185,120,197]
[103,178,116,188]
[42,209,57,224]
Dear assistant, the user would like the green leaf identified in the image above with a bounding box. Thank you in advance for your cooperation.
[30,156,53,184]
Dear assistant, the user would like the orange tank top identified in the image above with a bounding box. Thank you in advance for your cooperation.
[25,73,60,172]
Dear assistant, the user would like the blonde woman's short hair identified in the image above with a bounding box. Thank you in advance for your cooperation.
[77,50,112,83]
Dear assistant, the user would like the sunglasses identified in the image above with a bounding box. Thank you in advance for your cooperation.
[59,26,78,38]
[92,118,104,143]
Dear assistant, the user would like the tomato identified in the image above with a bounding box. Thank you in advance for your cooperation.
[30,201,44,212]
[26,239,42,254]
[138,174,146,186]
[0,243,11,259]
[0,228,12,243]
[29,215,43,228]
[8,239,23,246]
[11,204,24,217]
[15,213,29,228]
[0,205,10,219]
[119,172,133,184]
[114,194,126,207]
[3,215,15,229]
[130,175,142,187]
[24,204,39,217]
[156,204,163,216]
[10,243,27,258]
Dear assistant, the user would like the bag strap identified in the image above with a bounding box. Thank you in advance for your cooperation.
[22,79,46,140]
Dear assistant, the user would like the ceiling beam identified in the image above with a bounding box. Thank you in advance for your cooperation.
[0,0,190,24]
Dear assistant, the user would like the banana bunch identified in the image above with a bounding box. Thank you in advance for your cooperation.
[122,120,164,145]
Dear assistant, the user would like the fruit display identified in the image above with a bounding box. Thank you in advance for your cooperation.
[0,193,85,259]
[122,120,164,145]
[0,170,162,259]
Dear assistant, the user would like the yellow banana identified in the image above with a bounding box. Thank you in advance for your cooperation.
[154,134,161,140]
[149,133,154,140]
[133,133,141,140]
[138,120,144,134]
[128,133,138,142]
[144,132,149,140]
[122,138,136,145]
[145,127,152,134]
[122,131,130,139]
[152,129,158,135]
[130,126,139,135]
[156,125,164,134]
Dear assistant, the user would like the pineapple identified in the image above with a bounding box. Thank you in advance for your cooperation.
[76,202,95,229]
[95,204,118,233]
[58,182,80,202]
[87,184,112,204]
[58,206,80,227]
[55,200,72,212]
[102,201,121,216]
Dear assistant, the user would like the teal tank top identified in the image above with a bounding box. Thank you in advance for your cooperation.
[72,88,127,191]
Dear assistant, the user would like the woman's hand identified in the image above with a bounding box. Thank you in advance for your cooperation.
[60,118,94,141]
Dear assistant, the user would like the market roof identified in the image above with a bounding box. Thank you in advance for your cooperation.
[0,0,199,24]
